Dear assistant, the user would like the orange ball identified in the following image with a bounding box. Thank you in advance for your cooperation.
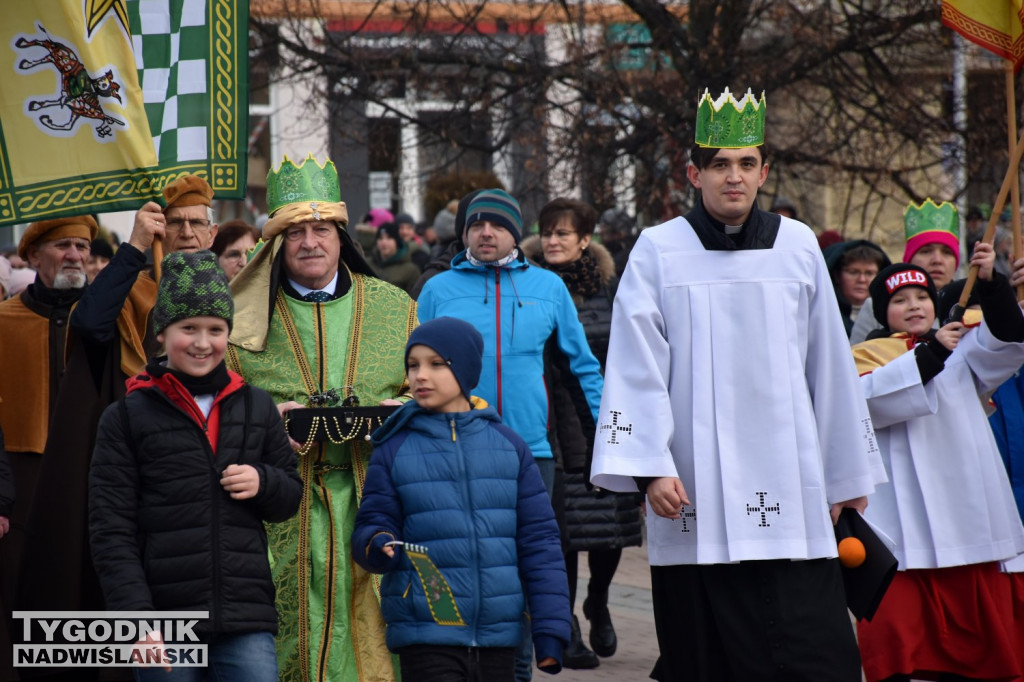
[838,537,866,568]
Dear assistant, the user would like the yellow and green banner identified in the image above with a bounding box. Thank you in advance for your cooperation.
[0,0,248,226]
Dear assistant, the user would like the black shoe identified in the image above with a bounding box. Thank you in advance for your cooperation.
[563,615,599,669]
[583,595,617,657]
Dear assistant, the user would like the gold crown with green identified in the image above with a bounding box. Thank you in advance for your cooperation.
[903,199,959,241]
[265,154,341,216]
[695,87,766,148]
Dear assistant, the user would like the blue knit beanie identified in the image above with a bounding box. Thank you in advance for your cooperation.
[464,189,523,244]
[405,317,484,399]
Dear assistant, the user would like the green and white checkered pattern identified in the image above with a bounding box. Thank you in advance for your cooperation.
[127,0,209,164]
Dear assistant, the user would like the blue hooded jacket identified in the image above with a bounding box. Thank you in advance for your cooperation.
[990,372,1024,521]
[415,250,603,459]
[351,400,570,667]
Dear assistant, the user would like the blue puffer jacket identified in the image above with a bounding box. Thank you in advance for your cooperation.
[351,400,570,667]
[415,250,603,459]
[990,370,1024,521]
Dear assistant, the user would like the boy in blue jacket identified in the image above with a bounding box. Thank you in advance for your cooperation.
[352,316,570,680]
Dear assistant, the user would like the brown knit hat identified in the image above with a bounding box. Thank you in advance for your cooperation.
[162,174,213,210]
[18,215,99,259]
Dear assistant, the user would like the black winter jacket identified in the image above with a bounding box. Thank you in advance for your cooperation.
[522,238,643,553]
[89,369,301,639]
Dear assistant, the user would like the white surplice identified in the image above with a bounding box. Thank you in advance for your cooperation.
[858,323,1024,569]
[591,215,887,566]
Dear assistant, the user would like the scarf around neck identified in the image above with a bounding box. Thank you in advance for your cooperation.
[147,360,231,396]
[467,248,520,269]
[542,248,602,299]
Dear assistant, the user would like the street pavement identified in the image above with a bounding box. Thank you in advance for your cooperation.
[544,544,660,681]
[542,543,872,682]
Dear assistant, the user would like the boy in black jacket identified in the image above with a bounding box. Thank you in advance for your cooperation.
[89,251,301,681]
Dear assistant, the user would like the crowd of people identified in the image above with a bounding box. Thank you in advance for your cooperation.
[0,85,1023,682]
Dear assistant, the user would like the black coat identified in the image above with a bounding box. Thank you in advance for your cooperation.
[558,266,642,553]
[89,377,301,638]
[522,239,643,553]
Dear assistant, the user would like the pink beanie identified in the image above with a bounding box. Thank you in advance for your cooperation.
[365,208,394,228]
[902,200,960,268]
[902,231,960,268]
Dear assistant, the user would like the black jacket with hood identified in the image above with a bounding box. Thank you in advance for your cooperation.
[89,366,301,639]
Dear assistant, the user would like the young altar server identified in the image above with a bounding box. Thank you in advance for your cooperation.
[852,216,1024,682]
[588,87,887,682]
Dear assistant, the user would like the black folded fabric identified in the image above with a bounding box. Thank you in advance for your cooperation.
[834,507,899,621]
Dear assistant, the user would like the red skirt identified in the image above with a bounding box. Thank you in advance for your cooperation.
[857,563,1021,682]
[1010,572,1024,682]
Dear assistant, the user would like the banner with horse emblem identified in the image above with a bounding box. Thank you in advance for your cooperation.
[0,0,248,227]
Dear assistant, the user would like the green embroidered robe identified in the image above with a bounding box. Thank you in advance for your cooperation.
[228,274,416,682]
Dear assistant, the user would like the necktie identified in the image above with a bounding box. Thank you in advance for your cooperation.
[302,290,332,303]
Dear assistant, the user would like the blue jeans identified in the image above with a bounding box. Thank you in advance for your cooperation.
[135,631,277,682]
[515,457,557,681]
[535,457,556,496]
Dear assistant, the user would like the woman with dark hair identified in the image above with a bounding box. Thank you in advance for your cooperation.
[823,239,891,337]
[211,219,260,280]
[522,197,643,670]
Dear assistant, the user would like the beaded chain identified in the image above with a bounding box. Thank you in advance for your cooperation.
[284,412,390,456]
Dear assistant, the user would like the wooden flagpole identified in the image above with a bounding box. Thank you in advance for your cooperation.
[152,237,163,283]
[954,124,1024,313]
[1006,60,1023,300]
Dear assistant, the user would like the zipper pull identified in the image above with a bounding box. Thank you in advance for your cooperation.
[450,418,456,442]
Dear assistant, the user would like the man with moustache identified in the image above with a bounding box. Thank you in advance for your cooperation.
[0,215,96,676]
[228,154,415,682]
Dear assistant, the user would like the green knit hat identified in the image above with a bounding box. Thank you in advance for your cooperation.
[153,251,234,334]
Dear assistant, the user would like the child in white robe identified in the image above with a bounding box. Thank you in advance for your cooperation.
[852,247,1024,682]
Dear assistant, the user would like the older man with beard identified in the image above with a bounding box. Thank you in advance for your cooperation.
[0,215,96,676]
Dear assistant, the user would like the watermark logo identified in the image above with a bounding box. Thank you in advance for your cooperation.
[13,611,208,668]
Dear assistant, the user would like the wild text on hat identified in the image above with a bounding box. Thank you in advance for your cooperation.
[885,269,928,294]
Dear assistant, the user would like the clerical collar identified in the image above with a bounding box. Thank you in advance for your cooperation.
[684,199,781,252]
[288,272,339,299]
[701,202,750,236]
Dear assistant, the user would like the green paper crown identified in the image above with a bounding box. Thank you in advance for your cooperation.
[266,154,342,216]
[695,87,766,148]
[904,199,959,241]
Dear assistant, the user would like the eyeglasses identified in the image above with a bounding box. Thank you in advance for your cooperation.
[221,249,246,262]
[841,268,878,280]
[166,218,212,232]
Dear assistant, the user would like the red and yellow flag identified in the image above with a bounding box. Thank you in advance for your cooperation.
[942,1,1024,69]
